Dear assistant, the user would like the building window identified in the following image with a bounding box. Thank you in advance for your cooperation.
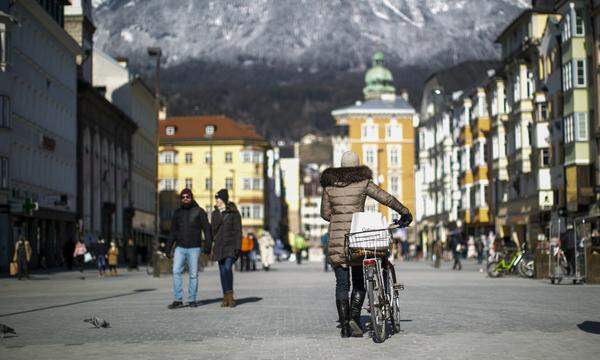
[0,23,9,71]
[160,151,175,164]
[562,13,572,41]
[225,152,233,163]
[159,179,177,191]
[252,178,263,190]
[575,59,586,87]
[243,151,252,163]
[165,126,176,136]
[564,115,575,143]
[225,177,233,190]
[252,204,263,219]
[0,156,8,189]
[204,152,212,164]
[540,148,550,167]
[205,178,212,191]
[390,176,399,194]
[185,152,193,164]
[361,121,378,140]
[575,9,585,36]
[386,123,402,140]
[243,178,251,190]
[389,147,399,166]
[0,95,9,128]
[185,178,193,189]
[562,62,573,91]
[365,204,377,213]
[515,124,522,150]
[575,112,588,141]
[365,147,376,166]
[240,205,252,219]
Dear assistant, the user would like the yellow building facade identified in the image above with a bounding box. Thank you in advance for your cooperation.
[158,116,269,233]
[332,53,416,223]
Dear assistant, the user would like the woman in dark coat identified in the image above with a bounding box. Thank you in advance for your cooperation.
[126,238,138,270]
[320,151,412,337]
[211,189,242,308]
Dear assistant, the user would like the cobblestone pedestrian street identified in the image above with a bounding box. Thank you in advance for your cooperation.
[1,260,599,359]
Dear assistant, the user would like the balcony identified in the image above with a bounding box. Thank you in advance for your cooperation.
[458,126,473,145]
[460,170,473,187]
[473,117,491,136]
[473,165,488,182]
[471,208,490,224]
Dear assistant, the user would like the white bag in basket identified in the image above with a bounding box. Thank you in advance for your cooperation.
[349,212,390,249]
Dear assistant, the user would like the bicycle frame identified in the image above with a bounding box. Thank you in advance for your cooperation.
[495,250,523,271]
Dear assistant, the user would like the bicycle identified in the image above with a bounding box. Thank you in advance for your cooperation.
[345,221,405,343]
[487,243,534,278]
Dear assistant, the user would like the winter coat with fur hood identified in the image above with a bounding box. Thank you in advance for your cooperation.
[320,165,411,266]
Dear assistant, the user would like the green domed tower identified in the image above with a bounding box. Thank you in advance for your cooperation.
[363,52,396,100]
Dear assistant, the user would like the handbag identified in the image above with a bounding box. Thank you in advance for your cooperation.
[84,252,93,263]
[9,261,18,276]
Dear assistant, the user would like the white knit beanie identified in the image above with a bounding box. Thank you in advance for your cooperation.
[341,151,360,167]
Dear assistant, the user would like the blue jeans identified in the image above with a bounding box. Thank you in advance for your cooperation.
[97,256,106,272]
[172,247,200,302]
[218,257,234,293]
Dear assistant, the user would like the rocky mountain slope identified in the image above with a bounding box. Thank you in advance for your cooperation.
[92,0,529,139]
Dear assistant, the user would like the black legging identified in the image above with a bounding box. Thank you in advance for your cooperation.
[334,265,365,300]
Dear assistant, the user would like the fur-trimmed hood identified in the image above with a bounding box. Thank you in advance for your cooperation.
[320,166,373,187]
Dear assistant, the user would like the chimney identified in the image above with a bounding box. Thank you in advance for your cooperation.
[159,103,168,121]
[400,89,409,102]
[116,56,129,69]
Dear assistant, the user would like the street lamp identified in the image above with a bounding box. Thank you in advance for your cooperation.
[205,124,216,208]
[147,46,161,277]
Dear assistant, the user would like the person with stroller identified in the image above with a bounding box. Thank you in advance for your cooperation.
[320,151,412,338]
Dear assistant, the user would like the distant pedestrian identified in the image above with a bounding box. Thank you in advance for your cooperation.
[167,188,212,309]
[126,238,138,271]
[94,238,108,277]
[321,232,330,272]
[450,232,462,271]
[293,233,306,265]
[73,239,87,278]
[432,239,442,269]
[476,235,484,265]
[249,233,258,271]
[107,242,119,276]
[13,236,32,280]
[258,229,275,271]
[211,189,242,308]
[240,233,253,271]
[63,238,75,270]
[274,239,284,262]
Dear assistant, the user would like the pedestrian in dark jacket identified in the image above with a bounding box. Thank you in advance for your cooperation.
[126,238,138,271]
[320,151,412,338]
[449,232,462,271]
[94,238,108,277]
[167,188,212,309]
[211,189,242,308]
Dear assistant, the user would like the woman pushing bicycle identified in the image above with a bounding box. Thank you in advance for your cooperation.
[320,151,412,338]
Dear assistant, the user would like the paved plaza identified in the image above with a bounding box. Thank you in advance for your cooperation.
[0,260,599,360]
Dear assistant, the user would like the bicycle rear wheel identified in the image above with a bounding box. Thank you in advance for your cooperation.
[487,261,501,277]
[366,272,387,343]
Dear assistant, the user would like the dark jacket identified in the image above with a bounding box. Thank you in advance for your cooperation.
[94,241,108,257]
[211,202,242,261]
[320,165,411,266]
[168,201,212,250]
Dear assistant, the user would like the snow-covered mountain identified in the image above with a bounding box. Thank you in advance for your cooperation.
[93,0,528,69]
[91,0,529,139]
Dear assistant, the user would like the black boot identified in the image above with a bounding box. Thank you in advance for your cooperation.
[349,291,365,337]
[336,299,352,338]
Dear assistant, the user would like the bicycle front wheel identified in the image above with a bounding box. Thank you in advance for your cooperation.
[366,274,387,343]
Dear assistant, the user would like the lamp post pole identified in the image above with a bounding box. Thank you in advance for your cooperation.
[147,46,162,277]
[205,125,216,208]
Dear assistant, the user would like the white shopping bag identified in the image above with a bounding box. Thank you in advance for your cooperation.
[350,212,389,233]
[349,212,390,249]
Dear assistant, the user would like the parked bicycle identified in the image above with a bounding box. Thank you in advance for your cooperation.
[487,243,534,278]
[345,220,406,343]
